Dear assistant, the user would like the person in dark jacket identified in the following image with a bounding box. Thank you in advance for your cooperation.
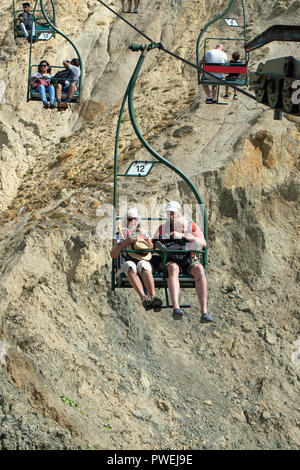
[17,2,33,40]
[224,52,242,99]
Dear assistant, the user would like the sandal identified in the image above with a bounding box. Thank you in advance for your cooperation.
[200,313,214,323]
[172,308,184,320]
[155,240,167,252]
[142,295,152,310]
[151,296,162,311]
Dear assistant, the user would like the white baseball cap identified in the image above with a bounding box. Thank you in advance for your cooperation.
[165,201,181,212]
[127,207,140,218]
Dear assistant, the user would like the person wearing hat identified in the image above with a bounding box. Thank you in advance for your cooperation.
[17,2,33,40]
[153,201,213,323]
[110,208,162,311]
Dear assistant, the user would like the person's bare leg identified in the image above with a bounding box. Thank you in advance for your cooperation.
[190,264,207,314]
[167,263,181,309]
[212,85,218,100]
[127,268,145,299]
[56,83,62,101]
[66,82,76,102]
[128,0,132,12]
[140,269,156,297]
[202,84,211,99]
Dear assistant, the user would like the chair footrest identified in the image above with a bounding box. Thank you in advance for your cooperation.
[200,79,247,86]
[30,90,79,103]
[117,272,195,288]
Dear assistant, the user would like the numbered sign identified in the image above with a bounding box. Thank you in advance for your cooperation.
[224,18,239,27]
[126,161,154,176]
[38,32,53,41]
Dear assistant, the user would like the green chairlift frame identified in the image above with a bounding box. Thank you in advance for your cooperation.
[196,0,249,90]
[27,0,83,105]
[111,43,208,309]
[13,0,56,41]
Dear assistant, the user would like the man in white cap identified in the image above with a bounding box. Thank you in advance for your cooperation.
[153,201,213,322]
[111,207,162,311]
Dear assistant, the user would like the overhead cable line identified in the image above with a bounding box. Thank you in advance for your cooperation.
[97,0,257,101]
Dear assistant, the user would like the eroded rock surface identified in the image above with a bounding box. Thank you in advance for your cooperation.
[0,0,299,450]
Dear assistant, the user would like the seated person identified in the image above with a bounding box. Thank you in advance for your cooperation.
[17,2,33,40]
[110,208,162,311]
[201,43,227,103]
[153,201,213,323]
[55,58,81,110]
[224,52,242,99]
[30,60,55,109]
[154,215,201,273]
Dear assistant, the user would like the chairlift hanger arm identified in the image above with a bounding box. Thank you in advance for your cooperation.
[40,0,82,64]
[127,46,206,212]
[98,1,256,100]
[245,25,300,52]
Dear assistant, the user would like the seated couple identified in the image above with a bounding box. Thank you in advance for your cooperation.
[110,201,213,322]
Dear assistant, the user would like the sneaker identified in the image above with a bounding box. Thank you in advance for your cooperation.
[172,308,184,320]
[224,94,229,98]
[151,296,162,310]
[142,295,152,310]
[133,8,138,13]
[50,103,55,109]
[211,99,217,103]
[43,102,49,109]
[200,313,214,323]
[205,97,213,103]
[233,95,238,100]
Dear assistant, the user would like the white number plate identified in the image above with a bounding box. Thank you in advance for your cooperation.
[126,162,153,176]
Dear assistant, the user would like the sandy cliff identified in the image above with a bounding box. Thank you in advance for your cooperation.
[0,0,299,450]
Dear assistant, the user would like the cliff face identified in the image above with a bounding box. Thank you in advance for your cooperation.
[0,0,299,450]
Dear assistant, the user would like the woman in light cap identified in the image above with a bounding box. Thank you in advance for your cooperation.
[111,208,162,311]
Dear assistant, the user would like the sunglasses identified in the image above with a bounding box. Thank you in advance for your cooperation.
[127,217,138,221]
[41,64,48,67]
